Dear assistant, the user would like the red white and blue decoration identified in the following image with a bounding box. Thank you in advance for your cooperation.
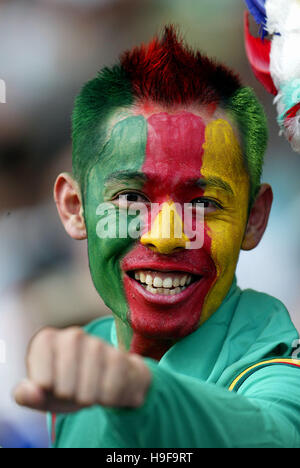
[244,0,300,153]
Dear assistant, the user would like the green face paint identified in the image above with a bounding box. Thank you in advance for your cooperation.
[83,115,148,342]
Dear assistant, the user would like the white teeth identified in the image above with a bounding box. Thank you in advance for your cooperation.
[180,275,187,287]
[140,272,146,283]
[172,277,180,288]
[163,277,173,289]
[146,285,187,296]
[133,270,195,295]
[146,274,153,286]
[153,277,163,288]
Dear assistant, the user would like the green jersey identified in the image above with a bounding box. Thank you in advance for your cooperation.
[49,279,300,448]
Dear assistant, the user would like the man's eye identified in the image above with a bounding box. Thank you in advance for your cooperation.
[191,198,223,213]
[112,192,149,206]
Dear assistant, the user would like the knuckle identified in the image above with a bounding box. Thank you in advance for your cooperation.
[64,326,84,341]
[30,327,56,351]
[108,349,125,368]
[87,337,104,357]
[59,327,84,348]
[27,328,56,365]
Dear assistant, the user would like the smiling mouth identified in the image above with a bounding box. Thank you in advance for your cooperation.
[127,269,202,296]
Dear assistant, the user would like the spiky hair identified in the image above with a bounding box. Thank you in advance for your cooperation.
[72,26,268,204]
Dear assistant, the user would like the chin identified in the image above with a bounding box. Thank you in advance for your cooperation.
[123,269,215,340]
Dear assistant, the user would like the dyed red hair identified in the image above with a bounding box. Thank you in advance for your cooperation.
[121,25,242,106]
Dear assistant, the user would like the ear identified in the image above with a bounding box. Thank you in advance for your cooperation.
[241,183,273,251]
[54,173,87,240]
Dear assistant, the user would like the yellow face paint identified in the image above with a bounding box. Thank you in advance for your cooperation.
[200,118,250,324]
[141,201,190,255]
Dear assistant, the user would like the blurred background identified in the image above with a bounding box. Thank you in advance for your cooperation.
[0,0,299,448]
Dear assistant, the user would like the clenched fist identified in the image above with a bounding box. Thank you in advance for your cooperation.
[14,327,152,413]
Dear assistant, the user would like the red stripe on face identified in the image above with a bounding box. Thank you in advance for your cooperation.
[143,112,207,201]
[122,111,216,357]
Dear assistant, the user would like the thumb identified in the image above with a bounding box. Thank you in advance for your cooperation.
[14,380,86,414]
[14,379,46,410]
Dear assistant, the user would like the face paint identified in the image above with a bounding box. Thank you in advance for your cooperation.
[122,112,216,356]
[84,108,250,360]
[140,201,191,254]
[199,119,250,323]
[84,115,148,349]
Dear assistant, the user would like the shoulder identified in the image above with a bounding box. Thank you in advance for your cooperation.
[238,287,289,313]
[216,286,299,388]
[235,287,295,333]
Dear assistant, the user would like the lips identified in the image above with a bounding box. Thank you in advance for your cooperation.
[122,249,213,278]
[127,268,201,301]
[122,245,215,306]
[128,274,205,310]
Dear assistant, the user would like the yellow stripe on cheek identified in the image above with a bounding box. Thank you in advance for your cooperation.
[199,119,250,324]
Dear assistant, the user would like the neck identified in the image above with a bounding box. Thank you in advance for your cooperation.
[115,317,174,361]
[130,333,175,361]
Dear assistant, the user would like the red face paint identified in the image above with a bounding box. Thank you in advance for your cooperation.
[121,112,216,357]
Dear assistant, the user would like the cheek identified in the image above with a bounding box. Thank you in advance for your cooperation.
[87,235,135,321]
[200,118,250,286]
[87,200,139,261]
[84,200,139,319]
[206,188,250,278]
[208,214,245,265]
[199,220,244,325]
[200,203,249,325]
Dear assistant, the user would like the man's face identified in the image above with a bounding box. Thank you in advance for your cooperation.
[83,105,250,346]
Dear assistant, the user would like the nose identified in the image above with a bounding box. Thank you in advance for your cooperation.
[141,202,190,255]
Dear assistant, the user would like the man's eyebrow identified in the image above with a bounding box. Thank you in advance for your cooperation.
[196,176,234,195]
[104,171,148,184]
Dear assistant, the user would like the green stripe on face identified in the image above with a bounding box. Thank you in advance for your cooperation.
[83,115,148,323]
[72,65,134,189]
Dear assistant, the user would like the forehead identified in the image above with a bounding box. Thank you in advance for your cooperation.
[100,106,247,192]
